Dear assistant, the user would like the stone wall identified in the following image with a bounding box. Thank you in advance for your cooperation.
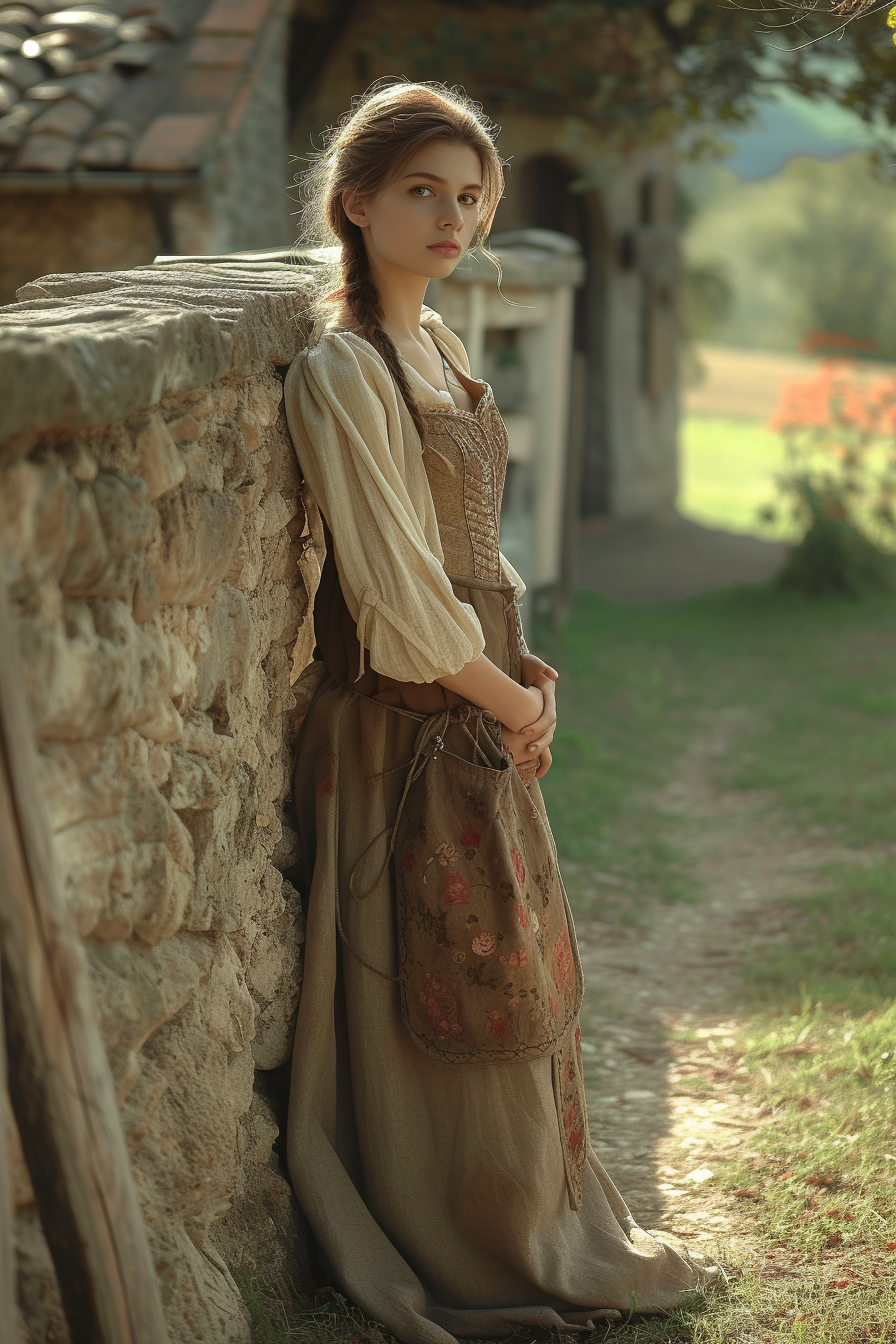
[0,190,164,308]
[0,256,318,1342]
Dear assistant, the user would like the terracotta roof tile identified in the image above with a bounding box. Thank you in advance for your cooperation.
[29,95,96,136]
[0,53,44,90]
[177,66,241,110]
[198,0,273,37]
[130,111,215,170]
[85,116,133,140]
[187,34,251,68]
[12,129,79,169]
[0,0,278,176]
[0,105,28,147]
[76,129,130,165]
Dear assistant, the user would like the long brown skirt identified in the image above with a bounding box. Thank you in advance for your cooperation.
[285,667,696,1344]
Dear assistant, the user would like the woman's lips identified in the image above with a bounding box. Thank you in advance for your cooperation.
[427,242,461,255]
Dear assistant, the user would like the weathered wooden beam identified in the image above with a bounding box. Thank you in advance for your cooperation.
[0,962,14,1341]
[0,571,170,1344]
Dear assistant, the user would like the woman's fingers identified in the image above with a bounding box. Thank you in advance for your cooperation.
[535,745,552,779]
[520,653,559,686]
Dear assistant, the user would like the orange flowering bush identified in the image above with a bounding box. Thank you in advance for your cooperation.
[762,362,896,594]
[764,362,896,543]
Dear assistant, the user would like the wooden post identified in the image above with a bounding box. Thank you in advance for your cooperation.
[0,961,14,1341]
[0,570,170,1344]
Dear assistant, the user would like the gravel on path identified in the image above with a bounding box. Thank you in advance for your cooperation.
[571,708,833,1266]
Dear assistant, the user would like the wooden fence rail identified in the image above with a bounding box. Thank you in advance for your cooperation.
[0,567,170,1344]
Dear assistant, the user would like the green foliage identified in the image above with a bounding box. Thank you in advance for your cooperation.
[682,156,896,362]
[775,491,896,596]
[355,2,896,150]
[682,263,732,346]
[758,361,896,594]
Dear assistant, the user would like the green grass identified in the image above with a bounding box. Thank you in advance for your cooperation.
[679,415,796,540]
[541,585,896,1342]
[231,1274,394,1344]
[239,561,896,1341]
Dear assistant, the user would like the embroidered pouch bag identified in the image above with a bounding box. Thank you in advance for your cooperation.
[390,705,584,1065]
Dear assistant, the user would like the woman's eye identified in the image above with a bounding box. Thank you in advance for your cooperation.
[410,185,434,197]
[460,195,479,206]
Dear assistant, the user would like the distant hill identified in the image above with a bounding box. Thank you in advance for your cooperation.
[708,88,894,181]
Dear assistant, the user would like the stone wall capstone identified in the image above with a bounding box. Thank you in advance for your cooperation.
[0,256,320,1343]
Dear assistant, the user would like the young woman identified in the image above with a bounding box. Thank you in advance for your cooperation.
[283,79,702,1343]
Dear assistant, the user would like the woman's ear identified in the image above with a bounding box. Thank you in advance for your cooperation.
[342,190,369,228]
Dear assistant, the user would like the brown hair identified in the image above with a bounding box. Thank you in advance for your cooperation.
[295,78,505,437]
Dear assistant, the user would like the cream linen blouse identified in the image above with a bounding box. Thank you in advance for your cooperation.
[284,306,525,685]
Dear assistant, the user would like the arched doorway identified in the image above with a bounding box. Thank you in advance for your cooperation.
[519,155,610,520]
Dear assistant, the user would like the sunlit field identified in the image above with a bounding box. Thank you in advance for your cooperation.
[678,415,794,539]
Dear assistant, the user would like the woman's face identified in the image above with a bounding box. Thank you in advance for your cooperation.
[343,140,483,281]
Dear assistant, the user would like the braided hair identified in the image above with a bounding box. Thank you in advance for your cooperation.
[295,78,505,439]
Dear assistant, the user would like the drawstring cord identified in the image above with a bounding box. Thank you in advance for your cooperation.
[335,705,504,982]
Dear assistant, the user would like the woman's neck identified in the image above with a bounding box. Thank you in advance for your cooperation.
[367,252,430,342]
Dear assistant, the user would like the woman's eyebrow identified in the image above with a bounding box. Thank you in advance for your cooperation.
[401,171,482,190]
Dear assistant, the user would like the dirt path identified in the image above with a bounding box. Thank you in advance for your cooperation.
[572,709,836,1266]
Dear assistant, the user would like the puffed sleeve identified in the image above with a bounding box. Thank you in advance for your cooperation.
[499,552,526,601]
[284,330,486,684]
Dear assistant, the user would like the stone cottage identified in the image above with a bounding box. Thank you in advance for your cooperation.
[0,0,681,523]
[0,0,292,302]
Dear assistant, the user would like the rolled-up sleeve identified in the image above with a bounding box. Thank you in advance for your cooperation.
[499,552,526,601]
[284,331,486,684]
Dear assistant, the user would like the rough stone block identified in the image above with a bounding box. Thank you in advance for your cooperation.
[166,710,237,812]
[150,485,243,606]
[128,410,187,501]
[243,873,304,1070]
[0,303,231,443]
[37,732,195,943]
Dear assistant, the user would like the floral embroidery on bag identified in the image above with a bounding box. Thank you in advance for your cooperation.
[553,1030,588,1211]
[460,817,482,851]
[420,971,465,1039]
[511,846,525,887]
[394,707,583,1064]
[443,871,471,905]
[553,928,574,992]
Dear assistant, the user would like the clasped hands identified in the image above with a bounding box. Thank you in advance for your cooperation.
[501,653,558,780]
